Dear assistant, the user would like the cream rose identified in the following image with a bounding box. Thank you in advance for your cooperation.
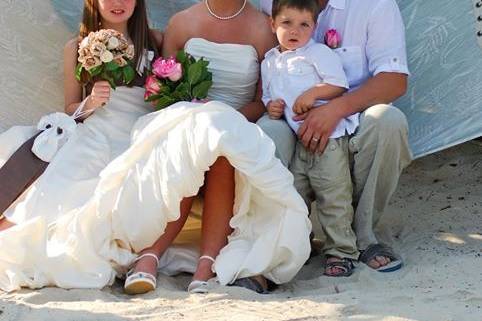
[100,50,114,63]
[107,36,120,50]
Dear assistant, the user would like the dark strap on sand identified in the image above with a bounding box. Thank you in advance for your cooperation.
[0,132,48,214]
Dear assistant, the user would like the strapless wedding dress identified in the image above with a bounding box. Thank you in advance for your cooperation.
[0,38,311,291]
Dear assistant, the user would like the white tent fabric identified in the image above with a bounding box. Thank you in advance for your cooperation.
[0,0,481,157]
[395,0,482,157]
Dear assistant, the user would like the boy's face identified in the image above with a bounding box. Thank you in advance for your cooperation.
[271,7,316,52]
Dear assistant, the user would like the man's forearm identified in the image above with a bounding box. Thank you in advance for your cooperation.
[309,84,346,101]
[335,72,408,118]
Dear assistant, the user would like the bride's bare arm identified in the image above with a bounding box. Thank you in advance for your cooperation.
[163,12,191,57]
[237,13,277,122]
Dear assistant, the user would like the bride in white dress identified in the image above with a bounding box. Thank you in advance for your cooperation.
[0,0,311,294]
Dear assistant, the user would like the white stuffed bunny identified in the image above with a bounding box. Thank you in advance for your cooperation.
[31,112,77,162]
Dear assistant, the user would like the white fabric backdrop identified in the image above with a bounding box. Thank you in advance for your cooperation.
[0,0,481,158]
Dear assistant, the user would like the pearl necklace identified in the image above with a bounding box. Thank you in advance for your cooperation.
[205,0,247,20]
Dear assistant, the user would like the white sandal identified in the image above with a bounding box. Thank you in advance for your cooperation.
[124,253,159,295]
[187,255,216,294]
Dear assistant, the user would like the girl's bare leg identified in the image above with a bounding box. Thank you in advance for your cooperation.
[0,216,15,231]
[193,156,235,281]
[131,196,195,275]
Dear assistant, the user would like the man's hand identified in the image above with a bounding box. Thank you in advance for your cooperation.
[267,99,286,119]
[294,100,345,153]
[293,89,316,115]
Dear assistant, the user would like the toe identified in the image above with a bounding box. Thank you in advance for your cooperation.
[368,258,381,269]
[375,256,391,267]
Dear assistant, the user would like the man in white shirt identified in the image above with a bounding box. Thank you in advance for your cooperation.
[257,0,412,271]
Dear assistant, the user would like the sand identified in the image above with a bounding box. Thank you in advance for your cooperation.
[0,140,481,321]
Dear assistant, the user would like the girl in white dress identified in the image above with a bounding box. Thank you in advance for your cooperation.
[0,0,162,230]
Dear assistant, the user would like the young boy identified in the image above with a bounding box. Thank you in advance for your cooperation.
[261,0,360,276]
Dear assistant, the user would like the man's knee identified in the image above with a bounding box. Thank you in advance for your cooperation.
[361,104,408,136]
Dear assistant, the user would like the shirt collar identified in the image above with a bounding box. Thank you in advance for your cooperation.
[327,0,345,10]
[265,39,316,58]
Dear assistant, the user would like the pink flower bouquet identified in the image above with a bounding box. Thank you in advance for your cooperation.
[75,29,136,89]
[144,50,212,110]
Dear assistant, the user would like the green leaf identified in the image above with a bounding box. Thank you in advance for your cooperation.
[101,71,116,89]
[155,95,176,110]
[187,62,203,85]
[173,82,190,100]
[122,65,135,84]
[192,80,213,99]
[75,63,83,81]
[112,69,122,82]
[105,61,120,71]
[176,50,187,64]
[199,59,209,69]
[200,68,212,82]
[89,65,103,77]
[145,93,163,102]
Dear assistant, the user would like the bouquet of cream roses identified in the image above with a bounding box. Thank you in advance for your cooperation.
[75,29,136,89]
[144,50,212,109]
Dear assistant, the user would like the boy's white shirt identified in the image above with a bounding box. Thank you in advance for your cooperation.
[261,39,359,137]
[260,0,410,91]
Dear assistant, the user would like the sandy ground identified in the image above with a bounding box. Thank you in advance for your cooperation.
[0,140,481,321]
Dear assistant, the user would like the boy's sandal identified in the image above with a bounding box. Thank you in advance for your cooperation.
[324,257,355,277]
[187,255,216,294]
[124,253,159,295]
[359,243,403,273]
[229,276,270,294]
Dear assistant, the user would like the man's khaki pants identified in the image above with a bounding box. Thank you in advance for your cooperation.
[257,104,413,250]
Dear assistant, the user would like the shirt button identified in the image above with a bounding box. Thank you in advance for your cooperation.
[393,58,398,62]
[329,144,336,151]
[342,48,347,52]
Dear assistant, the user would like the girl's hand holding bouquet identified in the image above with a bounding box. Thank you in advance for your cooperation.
[144,50,213,109]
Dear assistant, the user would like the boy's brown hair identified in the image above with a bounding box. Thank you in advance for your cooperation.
[272,0,321,23]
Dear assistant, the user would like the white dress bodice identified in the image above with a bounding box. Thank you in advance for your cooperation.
[185,38,259,110]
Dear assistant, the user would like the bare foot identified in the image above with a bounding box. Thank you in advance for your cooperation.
[324,256,355,277]
[325,256,344,276]
[192,257,215,281]
[251,275,268,290]
[132,252,158,276]
[367,256,391,269]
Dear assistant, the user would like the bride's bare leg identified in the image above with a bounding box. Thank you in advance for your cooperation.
[0,216,15,231]
[132,197,195,275]
[193,156,235,281]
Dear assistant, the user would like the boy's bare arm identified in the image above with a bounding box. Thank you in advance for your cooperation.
[293,84,346,114]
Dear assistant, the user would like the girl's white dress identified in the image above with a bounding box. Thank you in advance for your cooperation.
[0,38,311,292]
